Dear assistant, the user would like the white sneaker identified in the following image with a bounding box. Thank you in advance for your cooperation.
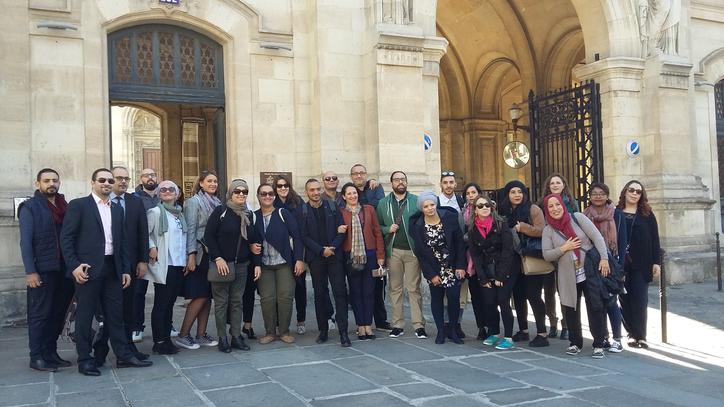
[131,330,143,343]
[566,345,581,355]
[297,323,306,335]
[174,334,200,350]
[608,340,623,353]
[195,333,218,347]
[328,319,337,331]
[592,348,606,359]
[170,327,179,338]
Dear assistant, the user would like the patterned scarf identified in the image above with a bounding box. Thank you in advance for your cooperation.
[584,203,617,250]
[196,190,221,220]
[157,201,186,235]
[226,179,251,240]
[347,204,367,266]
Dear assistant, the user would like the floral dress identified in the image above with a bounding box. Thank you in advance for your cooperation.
[424,222,459,288]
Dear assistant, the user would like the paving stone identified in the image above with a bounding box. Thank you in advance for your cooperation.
[526,356,612,376]
[525,396,598,407]
[596,373,724,407]
[55,389,126,407]
[311,391,411,407]
[239,347,327,369]
[304,342,364,359]
[53,368,118,394]
[351,338,442,364]
[461,355,532,374]
[493,349,548,361]
[114,356,178,384]
[571,387,679,407]
[402,360,522,393]
[417,395,493,407]
[169,348,240,368]
[388,382,453,400]
[122,376,202,405]
[581,352,684,378]
[333,355,416,386]
[0,383,49,406]
[504,368,593,391]
[396,336,489,357]
[0,358,50,387]
[485,386,559,405]
[205,382,304,406]
[264,362,376,399]
[183,362,269,391]
[655,371,724,400]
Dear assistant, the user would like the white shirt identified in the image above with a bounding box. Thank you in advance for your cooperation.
[438,193,461,213]
[92,192,114,255]
[166,211,187,267]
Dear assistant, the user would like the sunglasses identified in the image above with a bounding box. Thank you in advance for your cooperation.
[114,176,131,182]
[159,187,177,194]
[95,177,116,185]
[276,184,289,189]
[232,189,249,196]
[627,187,643,195]
[259,191,276,198]
[441,171,455,177]
[476,202,492,209]
[324,176,338,182]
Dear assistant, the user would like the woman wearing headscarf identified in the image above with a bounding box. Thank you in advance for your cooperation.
[339,182,385,340]
[584,182,624,353]
[146,181,186,355]
[203,179,261,353]
[410,191,467,344]
[177,171,221,350]
[541,194,610,359]
[615,180,661,349]
[497,180,549,348]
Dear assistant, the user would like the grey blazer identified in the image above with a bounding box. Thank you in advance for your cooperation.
[184,195,212,266]
[542,212,608,310]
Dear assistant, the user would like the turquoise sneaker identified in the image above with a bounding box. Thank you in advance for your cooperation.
[483,335,500,346]
[494,338,515,350]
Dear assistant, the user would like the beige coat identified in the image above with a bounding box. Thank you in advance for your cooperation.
[542,213,608,310]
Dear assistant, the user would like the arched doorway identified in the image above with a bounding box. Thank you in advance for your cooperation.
[437,0,587,194]
[108,24,226,197]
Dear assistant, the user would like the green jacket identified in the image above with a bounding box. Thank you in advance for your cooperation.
[376,192,419,258]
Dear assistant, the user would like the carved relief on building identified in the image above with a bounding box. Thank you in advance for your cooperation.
[379,0,413,25]
[638,0,681,57]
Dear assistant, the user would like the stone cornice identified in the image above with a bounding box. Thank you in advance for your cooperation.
[573,57,645,81]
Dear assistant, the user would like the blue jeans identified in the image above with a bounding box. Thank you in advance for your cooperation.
[605,295,623,339]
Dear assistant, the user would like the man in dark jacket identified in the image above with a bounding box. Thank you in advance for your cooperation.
[19,168,75,372]
[300,179,350,346]
[93,166,150,365]
[131,167,159,342]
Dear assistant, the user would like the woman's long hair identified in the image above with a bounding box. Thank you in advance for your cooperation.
[192,170,220,197]
[588,182,613,206]
[468,195,506,232]
[541,172,576,205]
[275,174,302,208]
[616,179,652,217]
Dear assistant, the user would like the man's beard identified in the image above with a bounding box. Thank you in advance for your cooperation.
[143,180,157,191]
[42,187,57,197]
[393,185,407,195]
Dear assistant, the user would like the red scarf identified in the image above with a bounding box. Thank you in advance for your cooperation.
[474,216,493,238]
[47,194,68,225]
[543,194,580,259]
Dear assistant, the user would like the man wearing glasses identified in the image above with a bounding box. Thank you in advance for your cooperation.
[376,171,427,339]
[131,168,160,343]
[61,168,152,376]
[93,166,151,366]
[321,171,344,208]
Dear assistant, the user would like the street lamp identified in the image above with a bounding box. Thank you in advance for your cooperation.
[509,102,529,134]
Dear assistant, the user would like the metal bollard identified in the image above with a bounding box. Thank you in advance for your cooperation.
[717,232,722,292]
[659,249,667,344]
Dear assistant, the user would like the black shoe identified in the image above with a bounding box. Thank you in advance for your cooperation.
[444,323,452,339]
[116,356,153,368]
[44,351,72,368]
[389,328,404,338]
[340,332,351,347]
[78,361,100,376]
[316,330,329,344]
[93,345,109,367]
[218,337,232,353]
[231,336,250,351]
[376,322,393,332]
[242,327,257,340]
[455,324,466,339]
[476,328,488,340]
[512,331,530,342]
[357,331,367,341]
[450,334,464,345]
[559,329,569,341]
[129,343,150,361]
[602,339,611,350]
[529,335,550,347]
[414,328,428,339]
[548,327,558,338]
[152,340,179,355]
[367,333,376,340]
[435,331,446,345]
[29,358,57,372]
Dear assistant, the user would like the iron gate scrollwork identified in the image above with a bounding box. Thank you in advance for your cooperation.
[528,80,603,210]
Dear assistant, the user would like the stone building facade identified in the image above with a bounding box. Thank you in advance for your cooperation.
[0,0,723,323]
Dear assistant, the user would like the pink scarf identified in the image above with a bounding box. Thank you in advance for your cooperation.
[474,216,493,238]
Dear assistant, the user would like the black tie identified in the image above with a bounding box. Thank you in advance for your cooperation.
[115,196,124,213]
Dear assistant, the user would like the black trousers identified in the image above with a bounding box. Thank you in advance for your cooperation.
[242,262,256,324]
[74,257,131,363]
[511,258,528,331]
[430,283,461,334]
[95,268,141,354]
[524,274,549,334]
[132,278,149,332]
[563,280,606,349]
[466,273,487,330]
[620,268,649,341]
[482,271,518,337]
[294,271,307,323]
[373,276,388,326]
[151,266,184,343]
[27,271,75,359]
[543,272,565,329]
[309,256,348,333]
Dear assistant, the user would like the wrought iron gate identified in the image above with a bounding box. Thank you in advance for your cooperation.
[528,80,603,209]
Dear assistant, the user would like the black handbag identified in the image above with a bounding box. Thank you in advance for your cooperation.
[207,236,241,283]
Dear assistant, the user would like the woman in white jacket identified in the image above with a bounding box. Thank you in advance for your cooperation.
[146,180,188,355]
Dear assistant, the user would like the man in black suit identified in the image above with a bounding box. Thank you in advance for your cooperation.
[93,166,150,366]
[60,168,152,376]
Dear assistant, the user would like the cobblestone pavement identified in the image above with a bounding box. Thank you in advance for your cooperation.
[1,280,723,407]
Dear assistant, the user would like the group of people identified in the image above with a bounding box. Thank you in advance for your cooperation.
[19,164,660,376]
